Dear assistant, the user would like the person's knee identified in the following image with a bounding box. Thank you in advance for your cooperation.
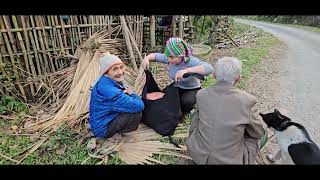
[127,112,142,131]
[135,112,143,119]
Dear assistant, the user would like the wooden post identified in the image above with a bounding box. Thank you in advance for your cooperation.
[178,15,184,38]
[171,16,176,37]
[150,15,156,49]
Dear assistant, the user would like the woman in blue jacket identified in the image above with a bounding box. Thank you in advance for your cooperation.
[89,52,144,139]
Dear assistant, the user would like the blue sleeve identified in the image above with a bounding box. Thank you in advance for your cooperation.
[188,56,213,76]
[155,53,169,64]
[111,91,145,113]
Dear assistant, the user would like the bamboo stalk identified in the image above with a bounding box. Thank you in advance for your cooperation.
[60,16,69,55]
[70,16,78,52]
[29,15,43,75]
[51,16,63,69]
[76,17,82,44]
[0,21,9,97]
[139,16,143,53]
[2,16,26,77]
[45,16,56,70]
[35,16,50,74]
[39,16,56,73]
[90,16,94,34]
[12,15,36,98]
[126,20,144,64]
[120,16,138,71]
[83,16,88,37]
[0,16,27,102]
[54,16,66,54]
[178,15,184,38]
[69,17,75,54]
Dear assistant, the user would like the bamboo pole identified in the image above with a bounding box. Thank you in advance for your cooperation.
[60,16,69,54]
[150,15,156,49]
[89,15,93,36]
[46,16,59,70]
[68,23,74,54]
[23,16,43,99]
[51,16,63,69]
[120,16,138,71]
[125,18,144,64]
[26,16,42,75]
[30,15,45,75]
[35,16,50,74]
[0,44,8,95]
[178,15,184,38]
[139,16,143,53]
[91,16,94,34]
[2,16,25,76]
[188,15,194,43]
[76,17,82,44]
[54,16,66,54]
[171,16,176,37]
[0,17,27,102]
[11,15,36,98]
[83,16,88,36]
[70,16,78,52]
[40,16,56,72]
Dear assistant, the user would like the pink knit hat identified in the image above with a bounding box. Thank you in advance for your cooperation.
[99,52,123,75]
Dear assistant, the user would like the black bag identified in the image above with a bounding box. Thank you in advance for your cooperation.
[141,71,182,147]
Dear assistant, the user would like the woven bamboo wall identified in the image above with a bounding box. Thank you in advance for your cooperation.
[0,15,144,102]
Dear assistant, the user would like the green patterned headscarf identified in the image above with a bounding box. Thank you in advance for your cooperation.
[164,37,193,64]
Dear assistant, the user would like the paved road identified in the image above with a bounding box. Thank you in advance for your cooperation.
[236,19,320,145]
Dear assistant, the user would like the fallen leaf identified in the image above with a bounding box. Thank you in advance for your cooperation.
[87,138,96,150]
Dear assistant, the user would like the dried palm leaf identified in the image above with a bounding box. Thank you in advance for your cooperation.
[93,124,190,165]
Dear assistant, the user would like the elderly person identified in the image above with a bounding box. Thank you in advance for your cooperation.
[187,57,266,164]
[89,52,144,139]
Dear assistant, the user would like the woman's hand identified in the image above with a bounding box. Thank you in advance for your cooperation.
[123,87,133,95]
[175,69,189,82]
[142,56,150,70]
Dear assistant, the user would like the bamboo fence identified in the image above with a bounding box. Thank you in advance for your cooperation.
[0,15,144,103]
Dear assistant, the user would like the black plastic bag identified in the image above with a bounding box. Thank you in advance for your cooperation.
[141,71,182,137]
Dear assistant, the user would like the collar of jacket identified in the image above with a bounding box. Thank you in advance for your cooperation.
[215,81,235,88]
[102,75,124,89]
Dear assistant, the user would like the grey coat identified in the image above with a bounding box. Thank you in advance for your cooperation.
[187,81,266,164]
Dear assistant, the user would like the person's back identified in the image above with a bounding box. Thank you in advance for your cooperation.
[187,57,266,164]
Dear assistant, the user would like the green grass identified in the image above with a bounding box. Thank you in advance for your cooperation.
[202,31,279,90]
[236,32,279,89]
[0,120,98,165]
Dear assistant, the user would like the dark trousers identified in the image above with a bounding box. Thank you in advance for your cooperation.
[178,88,200,114]
[105,112,142,138]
